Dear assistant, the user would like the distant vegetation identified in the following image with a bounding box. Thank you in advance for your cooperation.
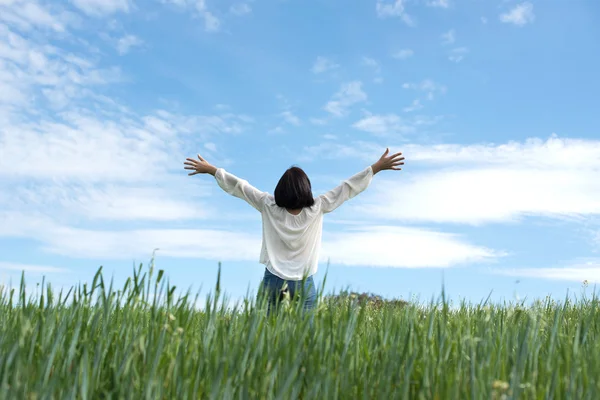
[0,263,598,398]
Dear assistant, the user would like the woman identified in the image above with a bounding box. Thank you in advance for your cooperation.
[183,148,404,313]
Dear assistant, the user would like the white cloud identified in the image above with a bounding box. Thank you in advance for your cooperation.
[353,114,403,136]
[427,0,449,8]
[309,117,328,126]
[160,0,220,32]
[0,214,263,260]
[0,25,122,113]
[500,2,535,26]
[0,212,498,268]
[322,226,498,268]
[392,49,414,60]
[353,113,441,136]
[441,29,455,45]
[403,99,423,112]
[0,110,249,182]
[0,0,69,31]
[311,56,339,74]
[362,57,382,83]
[201,11,220,32]
[116,34,143,55]
[230,2,251,15]
[404,136,600,168]
[495,260,600,283]
[402,79,447,100]
[268,126,285,135]
[323,81,367,117]
[280,110,301,126]
[204,142,217,152]
[11,183,213,221]
[300,141,380,162]
[0,18,253,252]
[362,57,381,73]
[0,262,68,274]
[70,0,132,16]
[364,137,600,225]
[376,0,414,25]
[448,47,468,63]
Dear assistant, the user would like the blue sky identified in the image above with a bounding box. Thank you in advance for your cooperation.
[1,0,600,305]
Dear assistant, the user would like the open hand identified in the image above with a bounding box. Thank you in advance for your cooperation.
[372,148,404,174]
[184,154,217,176]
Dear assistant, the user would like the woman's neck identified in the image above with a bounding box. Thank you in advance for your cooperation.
[286,208,302,215]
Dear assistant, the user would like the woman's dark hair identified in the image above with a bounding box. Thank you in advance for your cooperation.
[274,166,315,209]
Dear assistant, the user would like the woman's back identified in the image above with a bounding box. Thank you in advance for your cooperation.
[214,166,374,279]
[184,148,404,281]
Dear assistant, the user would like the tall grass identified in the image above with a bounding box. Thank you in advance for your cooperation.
[1,263,599,399]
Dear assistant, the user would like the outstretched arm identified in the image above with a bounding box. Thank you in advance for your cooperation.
[319,148,404,214]
[184,154,268,212]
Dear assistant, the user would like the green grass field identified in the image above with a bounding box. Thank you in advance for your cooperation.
[1,263,598,399]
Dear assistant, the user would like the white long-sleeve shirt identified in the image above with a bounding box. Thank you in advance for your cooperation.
[214,166,374,280]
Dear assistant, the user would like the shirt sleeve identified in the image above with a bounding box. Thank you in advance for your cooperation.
[214,168,268,212]
[318,166,374,214]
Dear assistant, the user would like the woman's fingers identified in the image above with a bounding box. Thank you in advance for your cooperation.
[184,166,196,170]
[188,171,199,176]
[391,167,402,171]
[197,154,205,162]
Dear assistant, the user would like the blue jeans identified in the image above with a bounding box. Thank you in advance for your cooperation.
[260,268,317,314]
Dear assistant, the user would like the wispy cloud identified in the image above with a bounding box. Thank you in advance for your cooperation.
[0,0,70,31]
[362,57,383,83]
[0,212,498,269]
[309,117,328,126]
[448,47,468,63]
[160,0,220,32]
[441,29,455,45]
[311,56,339,74]
[392,49,414,60]
[10,182,213,221]
[0,109,250,182]
[323,81,367,117]
[280,110,301,126]
[402,79,447,100]
[376,0,414,26]
[0,25,122,111]
[370,137,600,225]
[230,2,251,16]
[362,57,381,73]
[352,114,415,136]
[71,0,132,16]
[403,99,423,113]
[0,262,68,274]
[500,2,535,26]
[322,226,498,268]
[0,10,252,254]
[427,0,449,8]
[0,212,263,260]
[494,260,600,283]
[116,34,143,55]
